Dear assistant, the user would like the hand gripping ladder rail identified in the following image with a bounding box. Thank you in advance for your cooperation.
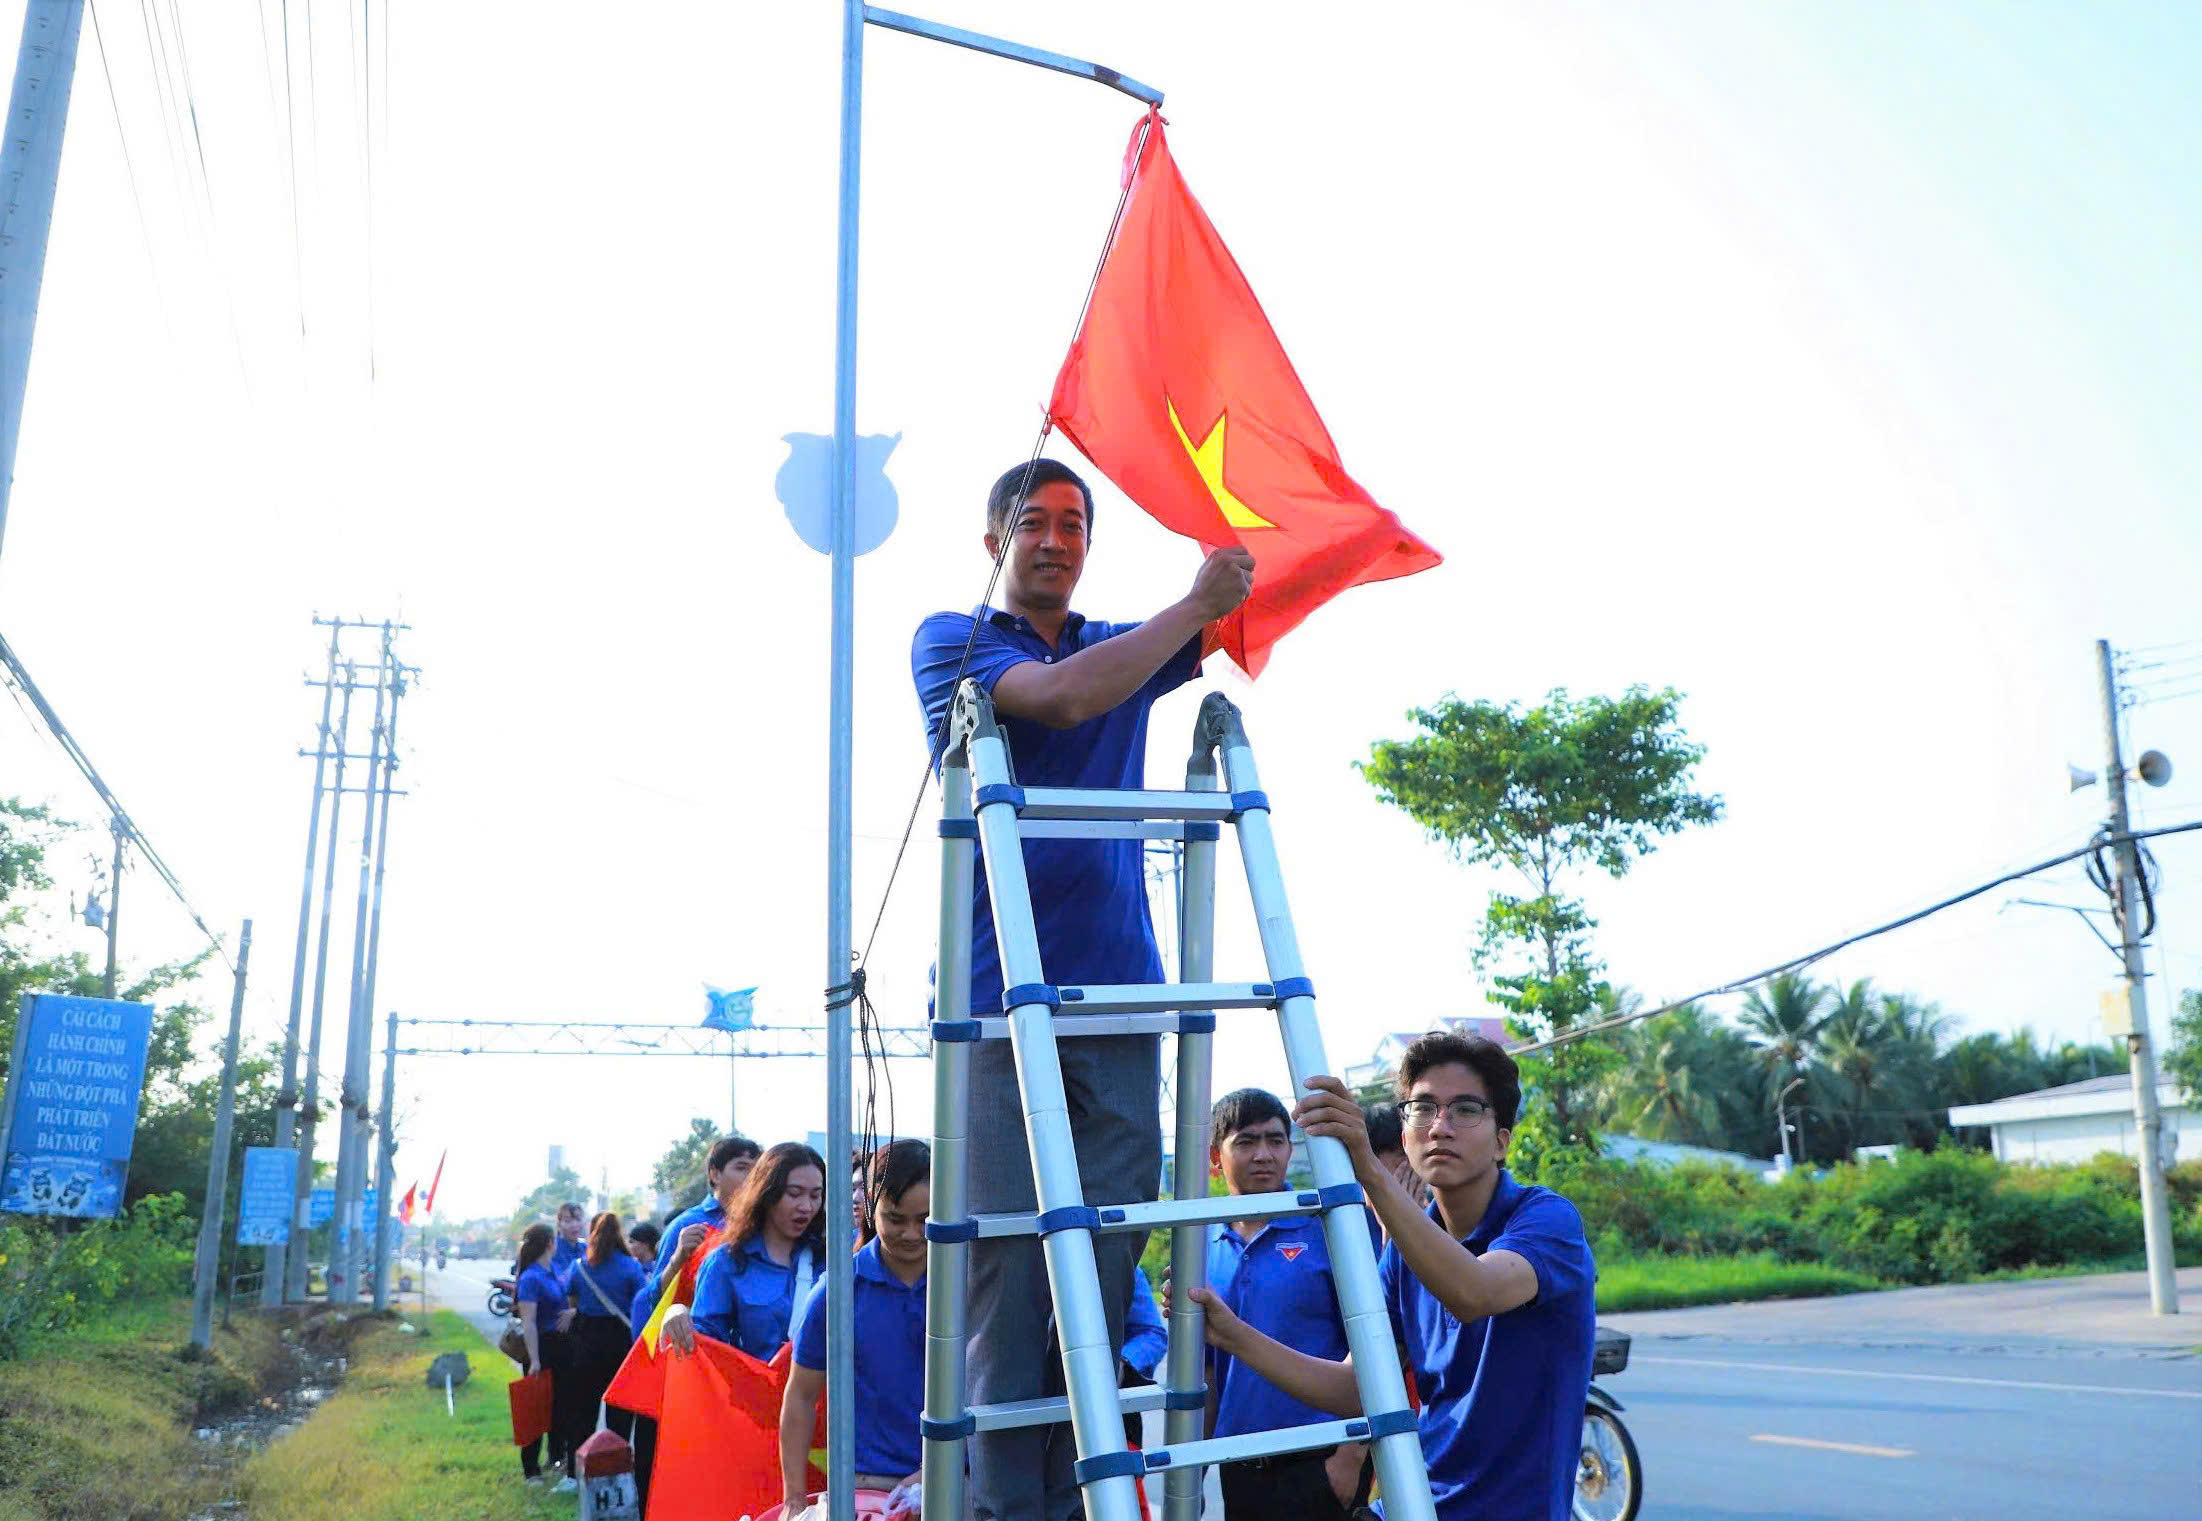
[920,682,1436,1521]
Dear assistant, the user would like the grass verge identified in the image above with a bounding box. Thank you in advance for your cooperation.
[0,1297,281,1521]
[1595,1252,1885,1312]
[246,1308,565,1521]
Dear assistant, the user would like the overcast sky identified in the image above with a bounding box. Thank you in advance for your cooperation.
[0,2,2195,1222]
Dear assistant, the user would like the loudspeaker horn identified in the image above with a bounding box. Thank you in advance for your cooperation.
[2067,763,2100,793]
[2137,750,2174,788]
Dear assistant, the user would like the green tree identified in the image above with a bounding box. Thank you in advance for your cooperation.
[1737,973,1840,1162]
[511,1166,587,1235]
[652,1117,721,1214]
[2165,988,2202,1101]
[1361,686,1722,1174]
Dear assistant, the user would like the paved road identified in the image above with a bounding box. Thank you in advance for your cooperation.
[1605,1272,2202,1521]
[422,1252,509,1344]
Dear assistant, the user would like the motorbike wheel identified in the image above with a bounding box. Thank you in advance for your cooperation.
[488,1289,515,1318]
[1575,1404,1642,1521]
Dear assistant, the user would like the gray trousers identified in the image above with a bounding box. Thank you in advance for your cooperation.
[966,1029,1161,1521]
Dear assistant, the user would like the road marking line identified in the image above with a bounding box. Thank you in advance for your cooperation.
[1750,1434,1914,1459]
[1637,1354,2202,1401]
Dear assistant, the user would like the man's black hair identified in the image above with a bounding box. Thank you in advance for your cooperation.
[1362,1099,1405,1157]
[1211,1087,1290,1144]
[986,458,1095,543]
[628,1221,662,1251]
[1395,1031,1522,1132]
[708,1134,762,1175]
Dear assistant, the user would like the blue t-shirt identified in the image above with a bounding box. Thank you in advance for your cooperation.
[912,606,1200,1014]
[1121,1267,1166,1381]
[632,1198,729,1340]
[571,1251,646,1320]
[551,1235,585,1277]
[1206,1216,1361,1439]
[793,1240,926,1479]
[516,1262,567,1323]
[1377,1172,1596,1521]
[691,1235,823,1360]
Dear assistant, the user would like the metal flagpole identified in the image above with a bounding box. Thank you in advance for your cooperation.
[190,921,253,1350]
[824,2,864,1513]
[0,0,86,566]
[266,624,343,1305]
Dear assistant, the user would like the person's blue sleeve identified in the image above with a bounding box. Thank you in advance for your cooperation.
[913,613,1037,754]
[1143,629,1202,701]
[689,1248,736,1342]
[628,1281,657,1343]
[1488,1193,1595,1310]
[1121,1270,1167,1380]
[1379,1240,1406,1348]
[792,1276,831,1371]
[653,1206,694,1270]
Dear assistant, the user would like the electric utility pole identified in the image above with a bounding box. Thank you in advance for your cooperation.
[99,814,122,997]
[287,663,360,1300]
[371,1006,398,1312]
[191,921,252,1349]
[265,622,343,1304]
[348,627,409,1299]
[2096,639,2180,1315]
[330,648,392,1304]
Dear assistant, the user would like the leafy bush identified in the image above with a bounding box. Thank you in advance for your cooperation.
[0,1193,197,1360]
[1560,1149,2190,1289]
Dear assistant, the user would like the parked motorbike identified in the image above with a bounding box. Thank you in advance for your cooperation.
[488,1276,516,1318]
[1576,1326,1641,1521]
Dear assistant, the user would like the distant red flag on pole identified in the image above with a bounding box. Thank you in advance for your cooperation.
[397,1182,418,1226]
[422,1150,448,1215]
[1048,111,1441,677]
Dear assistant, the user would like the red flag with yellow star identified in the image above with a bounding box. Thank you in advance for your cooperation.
[1048,111,1441,676]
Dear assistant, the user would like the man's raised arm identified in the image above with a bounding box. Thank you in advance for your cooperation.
[993,547,1253,729]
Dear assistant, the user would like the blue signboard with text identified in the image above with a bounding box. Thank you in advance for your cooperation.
[237,1147,298,1245]
[0,994,154,1219]
[308,1187,334,1227]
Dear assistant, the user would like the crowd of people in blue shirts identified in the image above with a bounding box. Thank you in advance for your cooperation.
[501,1022,1597,1521]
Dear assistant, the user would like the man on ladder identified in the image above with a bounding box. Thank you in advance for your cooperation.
[912,458,1253,1521]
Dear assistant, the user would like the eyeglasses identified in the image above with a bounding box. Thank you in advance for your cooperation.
[1400,1096,1495,1130]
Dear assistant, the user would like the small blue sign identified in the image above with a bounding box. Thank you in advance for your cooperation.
[308,1187,334,1227]
[0,994,154,1219]
[702,985,756,1033]
[237,1147,297,1245]
[775,432,900,557]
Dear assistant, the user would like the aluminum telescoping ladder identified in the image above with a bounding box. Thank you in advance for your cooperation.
[921,683,1436,1521]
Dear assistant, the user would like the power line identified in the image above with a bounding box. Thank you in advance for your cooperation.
[1512,819,2202,1057]
[0,629,231,970]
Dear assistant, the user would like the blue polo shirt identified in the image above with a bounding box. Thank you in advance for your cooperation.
[691,1235,823,1360]
[551,1234,585,1279]
[571,1251,646,1321]
[631,1197,729,1339]
[1206,1216,1358,1439]
[1377,1171,1596,1521]
[516,1262,566,1323]
[912,606,1200,1013]
[793,1240,926,1479]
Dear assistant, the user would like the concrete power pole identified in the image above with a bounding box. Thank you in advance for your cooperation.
[100,816,123,997]
[191,920,253,1350]
[331,655,391,1304]
[266,622,343,1306]
[2095,638,2180,1316]
[348,629,407,1299]
[287,670,359,1300]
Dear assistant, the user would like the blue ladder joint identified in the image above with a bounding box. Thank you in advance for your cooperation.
[919,683,1438,1521]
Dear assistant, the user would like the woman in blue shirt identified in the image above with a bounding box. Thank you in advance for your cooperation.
[663,1141,826,1361]
[780,1140,931,1511]
[511,1223,569,1484]
[560,1212,647,1466]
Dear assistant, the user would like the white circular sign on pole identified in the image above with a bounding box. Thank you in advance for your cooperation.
[776,431,900,556]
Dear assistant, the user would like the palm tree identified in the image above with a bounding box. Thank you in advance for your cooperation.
[1738,973,1834,1160]
[1605,1003,1724,1145]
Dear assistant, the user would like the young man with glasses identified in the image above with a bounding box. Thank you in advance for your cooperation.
[1189,1032,1595,1521]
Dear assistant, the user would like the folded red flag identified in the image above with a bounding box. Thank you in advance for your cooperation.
[507,1369,553,1447]
[1049,111,1441,677]
[647,1335,824,1521]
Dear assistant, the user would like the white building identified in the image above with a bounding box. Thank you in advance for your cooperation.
[1343,1017,1517,1094]
[1946,1074,2195,1166]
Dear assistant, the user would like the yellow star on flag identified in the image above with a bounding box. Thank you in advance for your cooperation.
[1167,398,1276,531]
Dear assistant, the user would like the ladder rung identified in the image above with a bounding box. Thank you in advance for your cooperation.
[1017,819,1207,841]
[970,1382,1171,1433]
[973,1013,1210,1041]
[1139,1417,1381,1472]
[1014,787,1238,822]
[1052,982,1275,1014]
[969,1188,1322,1240]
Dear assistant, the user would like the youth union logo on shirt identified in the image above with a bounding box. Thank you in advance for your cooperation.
[1276,1243,1307,1263]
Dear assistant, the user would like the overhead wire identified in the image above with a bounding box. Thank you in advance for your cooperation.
[1511,819,2202,1057]
[0,631,233,971]
[83,1,167,316]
